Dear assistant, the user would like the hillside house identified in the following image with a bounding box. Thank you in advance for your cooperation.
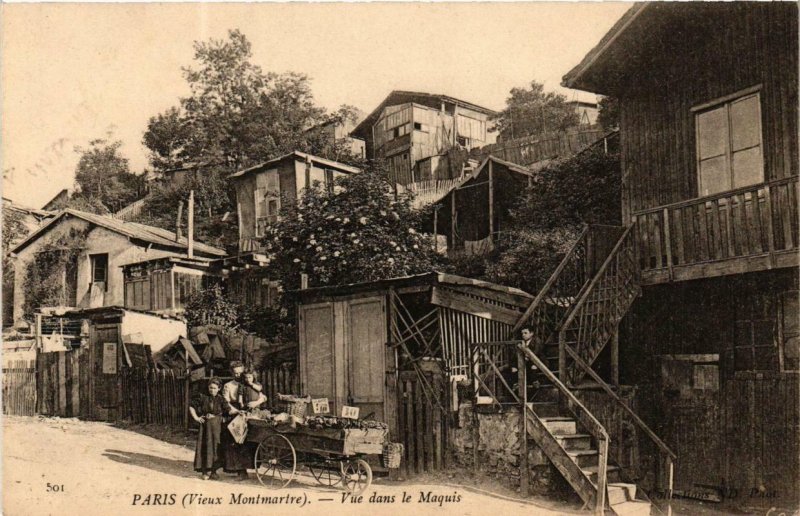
[230,151,360,253]
[561,2,799,502]
[455,3,798,514]
[351,91,497,187]
[9,209,226,329]
[305,116,366,160]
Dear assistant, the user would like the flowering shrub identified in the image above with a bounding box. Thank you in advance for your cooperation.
[261,166,441,289]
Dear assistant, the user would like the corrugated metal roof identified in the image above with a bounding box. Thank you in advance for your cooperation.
[11,209,226,257]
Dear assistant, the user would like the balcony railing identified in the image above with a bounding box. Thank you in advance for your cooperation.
[632,176,798,283]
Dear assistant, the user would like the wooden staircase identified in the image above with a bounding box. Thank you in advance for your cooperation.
[471,224,676,515]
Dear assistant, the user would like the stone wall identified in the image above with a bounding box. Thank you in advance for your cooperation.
[451,402,573,497]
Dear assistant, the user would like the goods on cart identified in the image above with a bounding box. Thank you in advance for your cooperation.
[275,394,311,418]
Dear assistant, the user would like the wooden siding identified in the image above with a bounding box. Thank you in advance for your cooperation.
[621,4,798,216]
[622,269,799,502]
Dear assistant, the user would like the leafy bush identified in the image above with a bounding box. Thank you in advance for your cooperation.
[260,165,442,289]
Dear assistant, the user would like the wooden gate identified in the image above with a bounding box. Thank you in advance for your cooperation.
[3,359,37,416]
[37,348,90,418]
[397,370,449,477]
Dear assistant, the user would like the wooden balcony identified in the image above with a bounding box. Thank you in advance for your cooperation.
[632,176,798,284]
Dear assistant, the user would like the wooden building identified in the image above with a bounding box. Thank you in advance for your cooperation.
[292,272,533,475]
[121,256,218,314]
[561,2,799,504]
[230,151,360,253]
[350,91,497,186]
[9,209,225,329]
[434,156,533,257]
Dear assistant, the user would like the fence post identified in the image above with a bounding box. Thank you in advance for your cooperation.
[517,348,529,494]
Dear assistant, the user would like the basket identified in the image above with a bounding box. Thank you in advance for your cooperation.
[276,394,310,418]
[381,442,404,469]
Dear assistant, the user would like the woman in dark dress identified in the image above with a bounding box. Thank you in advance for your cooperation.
[189,378,233,480]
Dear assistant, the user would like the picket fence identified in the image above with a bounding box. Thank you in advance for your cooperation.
[3,360,37,416]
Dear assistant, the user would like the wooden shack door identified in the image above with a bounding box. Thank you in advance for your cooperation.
[90,323,121,421]
[298,302,343,412]
[659,355,721,492]
[345,297,386,423]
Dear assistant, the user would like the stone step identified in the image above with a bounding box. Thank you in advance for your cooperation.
[581,464,621,484]
[553,433,593,451]
[608,483,637,505]
[610,499,651,516]
[567,449,600,468]
[541,417,577,435]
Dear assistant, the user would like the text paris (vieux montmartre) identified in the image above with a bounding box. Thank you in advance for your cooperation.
[131,490,463,508]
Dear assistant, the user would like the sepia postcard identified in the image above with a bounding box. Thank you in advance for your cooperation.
[2,2,798,516]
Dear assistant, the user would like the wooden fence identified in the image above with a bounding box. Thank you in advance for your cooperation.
[258,365,299,404]
[37,349,89,418]
[118,368,187,427]
[397,371,449,477]
[3,360,37,416]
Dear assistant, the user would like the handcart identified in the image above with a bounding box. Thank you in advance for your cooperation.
[246,418,388,495]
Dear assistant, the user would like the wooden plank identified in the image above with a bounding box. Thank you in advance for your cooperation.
[652,212,663,269]
[696,202,710,262]
[709,200,723,260]
[431,287,522,326]
[424,384,434,472]
[58,352,67,417]
[780,184,795,249]
[405,380,416,474]
[415,379,425,473]
[745,192,762,255]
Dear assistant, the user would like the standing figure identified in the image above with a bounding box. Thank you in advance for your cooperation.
[189,378,232,480]
[221,361,251,480]
[241,370,267,410]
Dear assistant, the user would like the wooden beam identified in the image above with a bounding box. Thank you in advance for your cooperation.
[517,349,529,495]
[488,159,494,243]
[430,287,522,326]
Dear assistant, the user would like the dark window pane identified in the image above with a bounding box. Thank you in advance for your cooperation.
[734,347,753,371]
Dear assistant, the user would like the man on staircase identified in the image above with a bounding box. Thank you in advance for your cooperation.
[519,325,545,397]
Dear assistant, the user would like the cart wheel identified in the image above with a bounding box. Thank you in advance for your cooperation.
[309,465,341,487]
[341,459,372,496]
[254,434,296,488]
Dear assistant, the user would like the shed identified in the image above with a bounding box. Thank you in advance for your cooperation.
[291,272,532,473]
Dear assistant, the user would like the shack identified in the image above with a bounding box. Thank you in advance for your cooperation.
[292,272,533,476]
[36,306,186,421]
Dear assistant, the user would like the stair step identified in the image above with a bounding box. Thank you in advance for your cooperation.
[567,449,599,467]
[582,464,621,484]
[553,433,593,450]
[541,417,577,435]
[610,499,651,516]
[608,483,637,505]
[527,401,560,417]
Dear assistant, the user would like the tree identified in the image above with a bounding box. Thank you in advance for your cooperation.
[139,30,332,250]
[260,165,441,290]
[597,96,619,130]
[72,138,144,213]
[491,81,580,141]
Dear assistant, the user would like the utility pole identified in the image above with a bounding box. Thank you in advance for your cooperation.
[187,190,194,258]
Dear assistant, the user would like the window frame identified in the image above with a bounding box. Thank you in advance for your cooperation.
[692,85,764,198]
[90,253,109,291]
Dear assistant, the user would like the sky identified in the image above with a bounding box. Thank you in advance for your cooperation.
[1,2,631,209]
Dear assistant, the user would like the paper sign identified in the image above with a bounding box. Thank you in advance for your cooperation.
[312,398,330,414]
[102,343,117,374]
[341,405,359,419]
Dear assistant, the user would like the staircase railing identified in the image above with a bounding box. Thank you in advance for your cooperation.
[564,345,676,500]
[558,225,639,380]
[519,345,609,515]
[509,225,590,342]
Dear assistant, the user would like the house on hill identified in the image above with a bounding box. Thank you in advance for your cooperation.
[9,209,226,328]
[562,1,798,504]
[351,91,497,186]
[230,151,360,253]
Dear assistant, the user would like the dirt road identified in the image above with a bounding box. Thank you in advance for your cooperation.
[3,416,575,516]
